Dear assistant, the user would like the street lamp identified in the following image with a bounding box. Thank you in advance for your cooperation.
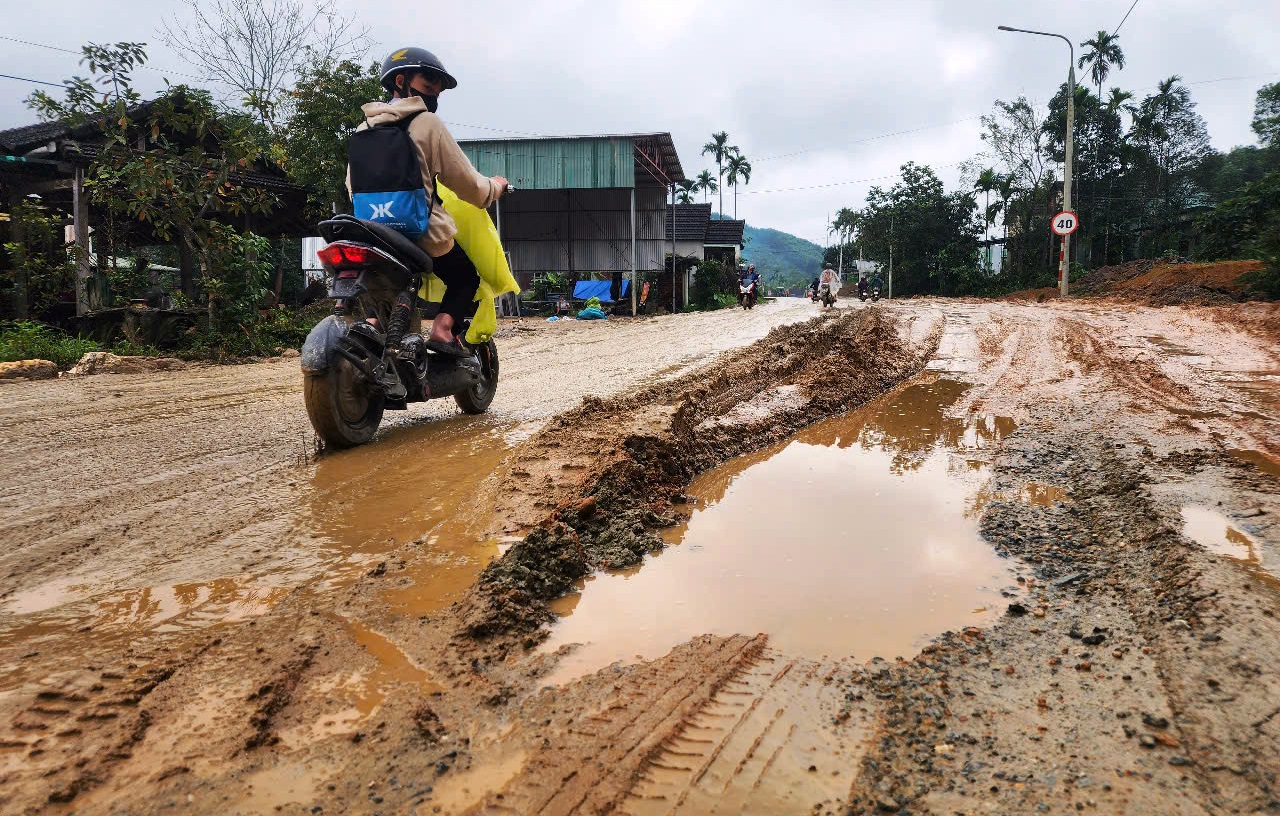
[998,24,1075,297]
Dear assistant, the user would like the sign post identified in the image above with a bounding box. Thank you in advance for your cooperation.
[1051,210,1079,296]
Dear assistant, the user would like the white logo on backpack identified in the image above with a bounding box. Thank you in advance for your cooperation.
[370,202,395,219]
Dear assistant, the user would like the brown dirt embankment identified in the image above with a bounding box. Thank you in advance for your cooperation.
[458,307,941,645]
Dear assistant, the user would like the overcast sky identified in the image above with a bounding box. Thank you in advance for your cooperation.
[3,0,1278,243]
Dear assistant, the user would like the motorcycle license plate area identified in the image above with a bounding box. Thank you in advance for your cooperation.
[541,376,1026,684]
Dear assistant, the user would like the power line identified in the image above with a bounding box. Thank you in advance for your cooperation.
[743,162,965,196]
[755,117,983,162]
[0,72,62,88]
[1112,0,1141,35]
[0,34,210,83]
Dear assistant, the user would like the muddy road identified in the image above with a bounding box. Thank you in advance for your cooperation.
[1,297,1278,815]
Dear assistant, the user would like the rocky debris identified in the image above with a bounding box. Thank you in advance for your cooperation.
[0,359,58,380]
[69,352,185,376]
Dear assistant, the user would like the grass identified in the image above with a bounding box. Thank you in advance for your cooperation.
[0,322,102,369]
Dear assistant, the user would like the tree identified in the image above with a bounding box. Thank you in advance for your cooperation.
[280,56,382,219]
[159,0,368,132]
[676,178,696,205]
[1253,82,1280,148]
[724,151,752,219]
[1078,31,1126,99]
[851,162,980,297]
[695,169,718,204]
[701,132,735,218]
[29,43,278,314]
[1105,87,1137,121]
[1130,75,1213,256]
[973,168,1000,271]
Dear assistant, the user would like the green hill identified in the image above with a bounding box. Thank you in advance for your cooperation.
[736,221,824,289]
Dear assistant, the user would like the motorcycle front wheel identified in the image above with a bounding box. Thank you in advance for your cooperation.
[304,357,386,448]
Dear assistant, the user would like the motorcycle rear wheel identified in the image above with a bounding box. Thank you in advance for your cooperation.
[455,340,499,414]
[304,357,386,448]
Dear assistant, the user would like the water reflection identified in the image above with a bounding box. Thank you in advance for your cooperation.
[542,377,1022,684]
[1181,506,1279,589]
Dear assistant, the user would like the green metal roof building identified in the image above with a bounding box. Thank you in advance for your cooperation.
[457,133,685,309]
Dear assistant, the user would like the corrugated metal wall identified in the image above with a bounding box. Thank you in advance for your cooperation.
[497,188,669,279]
[462,138,635,190]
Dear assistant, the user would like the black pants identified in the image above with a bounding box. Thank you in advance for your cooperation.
[429,242,480,326]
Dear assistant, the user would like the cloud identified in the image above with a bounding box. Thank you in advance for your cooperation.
[2,0,1276,242]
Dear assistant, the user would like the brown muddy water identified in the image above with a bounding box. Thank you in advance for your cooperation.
[1181,505,1280,590]
[542,377,1023,683]
[0,417,512,685]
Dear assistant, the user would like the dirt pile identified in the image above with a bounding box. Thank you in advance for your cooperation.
[69,351,186,376]
[1077,258,1264,305]
[458,308,938,643]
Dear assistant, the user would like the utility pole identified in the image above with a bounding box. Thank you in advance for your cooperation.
[888,215,894,301]
[671,182,677,314]
[998,24,1075,297]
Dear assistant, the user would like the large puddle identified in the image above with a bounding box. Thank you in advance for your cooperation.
[542,377,1023,683]
[0,417,511,684]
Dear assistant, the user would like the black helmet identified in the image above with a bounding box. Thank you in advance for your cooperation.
[380,47,458,94]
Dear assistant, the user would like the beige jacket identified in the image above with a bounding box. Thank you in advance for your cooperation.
[348,96,501,257]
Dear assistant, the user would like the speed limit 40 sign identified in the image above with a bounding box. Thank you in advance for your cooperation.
[1052,211,1080,236]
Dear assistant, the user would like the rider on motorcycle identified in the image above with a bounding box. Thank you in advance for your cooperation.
[819,264,837,296]
[857,273,869,299]
[351,47,509,358]
[739,264,760,303]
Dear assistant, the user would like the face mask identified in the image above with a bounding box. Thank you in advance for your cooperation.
[409,87,439,113]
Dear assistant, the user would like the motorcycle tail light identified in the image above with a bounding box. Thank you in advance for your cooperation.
[317,243,373,267]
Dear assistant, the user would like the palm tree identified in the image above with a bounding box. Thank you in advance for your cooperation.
[1078,30,1126,99]
[724,151,752,220]
[973,168,1000,272]
[676,178,696,205]
[701,132,736,218]
[1105,87,1136,117]
[833,207,858,272]
[695,169,718,204]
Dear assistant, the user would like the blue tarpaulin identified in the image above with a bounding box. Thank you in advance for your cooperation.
[572,279,629,303]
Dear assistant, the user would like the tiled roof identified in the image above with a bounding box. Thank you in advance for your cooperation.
[706,218,745,247]
[665,203,712,241]
[0,121,70,155]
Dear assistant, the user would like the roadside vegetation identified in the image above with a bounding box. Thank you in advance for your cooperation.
[824,32,1280,299]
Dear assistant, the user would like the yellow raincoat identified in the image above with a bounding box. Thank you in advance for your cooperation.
[418,184,519,344]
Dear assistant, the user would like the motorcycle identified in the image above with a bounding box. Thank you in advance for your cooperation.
[818,282,837,309]
[739,279,758,310]
[871,285,882,302]
[807,285,818,303]
[858,281,870,302]
[300,214,499,448]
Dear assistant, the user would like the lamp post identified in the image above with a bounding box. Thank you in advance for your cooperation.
[998,24,1075,297]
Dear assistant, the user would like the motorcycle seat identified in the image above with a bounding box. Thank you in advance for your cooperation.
[319,214,433,274]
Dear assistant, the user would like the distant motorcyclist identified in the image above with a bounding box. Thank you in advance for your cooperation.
[739,263,760,306]
[857,273,869,299]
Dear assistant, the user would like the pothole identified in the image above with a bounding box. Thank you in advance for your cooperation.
[541,377,1024,684]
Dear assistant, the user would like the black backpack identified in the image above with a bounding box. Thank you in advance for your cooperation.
[348,113,432,239]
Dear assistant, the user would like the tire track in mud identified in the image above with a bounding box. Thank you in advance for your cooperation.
[619,650,865,816]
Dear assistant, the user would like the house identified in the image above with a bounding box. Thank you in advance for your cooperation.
[662,203,746,307]
[0,97,307,317]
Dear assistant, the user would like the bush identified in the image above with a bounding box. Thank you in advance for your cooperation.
[2,202,75,317]
[0,321,99,368]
